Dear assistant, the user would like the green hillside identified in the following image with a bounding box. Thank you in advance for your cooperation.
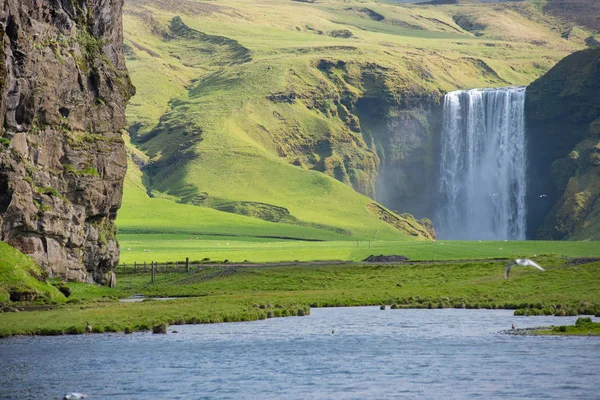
[118,0,590,241]
[0,242,65,304]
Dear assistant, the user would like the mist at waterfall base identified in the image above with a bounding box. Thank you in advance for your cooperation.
[435,87,527,241]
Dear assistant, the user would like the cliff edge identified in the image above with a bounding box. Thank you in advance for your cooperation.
[0,0,133,283]
[526,48,600,240]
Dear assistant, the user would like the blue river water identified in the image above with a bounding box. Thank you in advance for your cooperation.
[1,308,599,399]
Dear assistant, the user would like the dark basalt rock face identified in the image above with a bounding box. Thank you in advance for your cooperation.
[356,88,443,221]
[0,0,134,283]
[525,48,600,239]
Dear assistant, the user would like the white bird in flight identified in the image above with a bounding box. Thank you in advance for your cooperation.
[505,258,545,280]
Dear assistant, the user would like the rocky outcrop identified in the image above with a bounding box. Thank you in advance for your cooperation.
[525,48,600,239]
[310,59,444,218]
[355,79,443,220]
[0,1,133,283]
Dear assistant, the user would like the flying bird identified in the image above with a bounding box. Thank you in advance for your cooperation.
[505,258,545,280]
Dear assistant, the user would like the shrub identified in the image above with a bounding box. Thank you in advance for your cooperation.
[575,317,593,327]
[65,326,84,335]
[390,304,399,309]
[136,324,151,331]
[92,326,105,334]
[39,327,64,335]
[152,323,168,334]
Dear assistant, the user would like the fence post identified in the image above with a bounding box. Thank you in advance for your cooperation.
[151,261,155,284]
[186,257,190,273]
[134,261,137,274]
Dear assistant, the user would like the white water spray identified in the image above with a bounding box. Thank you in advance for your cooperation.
[436,87,527,240]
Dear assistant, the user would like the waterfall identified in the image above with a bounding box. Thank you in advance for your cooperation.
[436,87,527,240]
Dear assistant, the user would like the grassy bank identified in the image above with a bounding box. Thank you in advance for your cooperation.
[532,317,600,336]
[2,256,599,338]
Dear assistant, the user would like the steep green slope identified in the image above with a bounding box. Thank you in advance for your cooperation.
[118,135,432,240]
[120,0,589,239]
[0,242,66,304]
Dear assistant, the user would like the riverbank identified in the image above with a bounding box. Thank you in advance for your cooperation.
[1,256,599,337]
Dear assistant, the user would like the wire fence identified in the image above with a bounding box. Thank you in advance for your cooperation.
[116,258,196,285]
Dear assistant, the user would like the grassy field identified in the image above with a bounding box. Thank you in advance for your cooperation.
[1,256,599,337]
[117,233,600,264]
[117,0,591,243]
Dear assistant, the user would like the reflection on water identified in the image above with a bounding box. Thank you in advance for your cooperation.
[0,308,598,399]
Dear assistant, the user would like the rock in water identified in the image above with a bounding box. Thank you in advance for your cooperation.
[0,1,134,284]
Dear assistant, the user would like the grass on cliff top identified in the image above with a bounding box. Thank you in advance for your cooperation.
[120,0,588,241]
[117,233,600,264]
[1,257,599,337]
[0,242,65,304]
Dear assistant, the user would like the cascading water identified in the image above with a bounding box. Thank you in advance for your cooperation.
[436,87,527,240]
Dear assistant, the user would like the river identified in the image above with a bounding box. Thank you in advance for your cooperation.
[1,308,598,399]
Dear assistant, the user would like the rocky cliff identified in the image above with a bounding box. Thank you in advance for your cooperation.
[525,47,600,240]
[0,0,133,283]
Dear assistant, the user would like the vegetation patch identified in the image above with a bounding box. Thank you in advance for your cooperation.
[0,242,65,305]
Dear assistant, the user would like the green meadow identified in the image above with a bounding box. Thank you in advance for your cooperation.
[1,255,599,337]
[117,234,600,264]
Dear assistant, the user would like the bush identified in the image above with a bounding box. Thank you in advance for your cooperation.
[575,317,593,327]
[65,326,84,335]
[136,323,151,331]
[558,326,567,332]
[380,305,386,310]
[39,327,64,335]
[390,304,399,309]
[152,323,168,334]
[92,326,105,334]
